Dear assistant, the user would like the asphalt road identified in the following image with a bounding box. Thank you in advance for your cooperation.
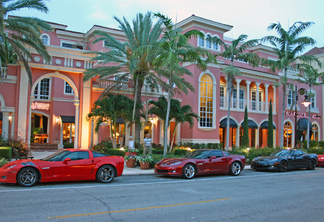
[1,168,324,222]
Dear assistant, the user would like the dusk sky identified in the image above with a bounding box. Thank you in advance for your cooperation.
[12,0,324,53]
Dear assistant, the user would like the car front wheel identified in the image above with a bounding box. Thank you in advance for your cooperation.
[306,159,316,170]
[278,161,287,172]
[96,165,115,183]
[229,162,242,176]
[17,167,38,187]
[182,164,196,179]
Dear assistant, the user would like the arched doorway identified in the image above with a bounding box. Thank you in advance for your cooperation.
[284,121,293,147]
[219,118,238,149]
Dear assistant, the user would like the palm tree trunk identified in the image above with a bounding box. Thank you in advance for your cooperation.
[280,69,287,148]
[111,122,117,149]
[226,85,232,151]
[164,89,172,157]
[169,124,177,153]
[307,86,311,149]
[134,76,144,148]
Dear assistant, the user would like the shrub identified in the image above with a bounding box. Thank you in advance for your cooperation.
[63,142,74,149]
[0,157,9,167]
[104,148,124,156]
[318,141,324,149]
[0,147,12,160]
[308,147,324,155]
[232,147,281,163]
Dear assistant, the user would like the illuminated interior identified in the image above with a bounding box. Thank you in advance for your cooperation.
[63,123,75,143]
[284,121,292,147]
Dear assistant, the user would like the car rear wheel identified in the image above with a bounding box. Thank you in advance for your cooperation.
[182,164,196,179]
[229,162,242,176]
[278,161,287,172]
[96,165,115,183]
[306,159,316,170]
[17,167,38,187]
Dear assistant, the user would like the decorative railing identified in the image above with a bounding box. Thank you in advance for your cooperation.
[220,96,275,113]
[94,79,129,90]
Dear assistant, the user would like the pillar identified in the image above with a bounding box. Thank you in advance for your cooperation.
[246,81,251,111]
[10,112,15,139]
[2,112,9,140]
[265,84,269,112]
[256,82,260,111]
[236,79,242,109]
[74,101,79,149]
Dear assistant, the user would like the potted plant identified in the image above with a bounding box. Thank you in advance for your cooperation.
[124,146,138,156]
[137,155,153,169]
[124,154,137,168]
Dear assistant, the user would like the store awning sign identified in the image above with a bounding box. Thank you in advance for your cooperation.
[31,102,50,111]
[284,110,321,119]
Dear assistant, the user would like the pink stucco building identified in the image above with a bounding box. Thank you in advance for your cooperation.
[0,15,322,149]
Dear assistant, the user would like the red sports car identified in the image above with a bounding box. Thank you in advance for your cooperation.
[0,149,124,187]
[155,149,245,179]
[318,154,324,166]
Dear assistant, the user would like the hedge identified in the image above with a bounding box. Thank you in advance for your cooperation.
[0,147,12,160]
[63,142,74,149]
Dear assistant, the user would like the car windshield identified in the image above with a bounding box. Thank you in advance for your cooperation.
[41,150,70,161]
[270,150,293,157]
[184,150,210,159]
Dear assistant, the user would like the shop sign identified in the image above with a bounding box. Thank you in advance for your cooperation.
[284,111,321,119]
[31,102,50,111]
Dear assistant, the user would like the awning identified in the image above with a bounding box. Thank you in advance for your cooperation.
[60,116,75,123]
[260,121,276,129]
[116,117,124,124]
[241,120,258,129]
[297,118,311,131]
[220,118,237,128]
[0,112,2,121]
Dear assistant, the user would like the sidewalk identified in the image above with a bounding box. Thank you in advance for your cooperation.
[28,151,250,176]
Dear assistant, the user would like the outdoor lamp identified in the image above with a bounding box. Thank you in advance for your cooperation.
[8,114,12,122]
[302,94,312,107]
[56,116,60,125]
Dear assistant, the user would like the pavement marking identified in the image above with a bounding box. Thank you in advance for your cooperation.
[47,198,231,219]
[0,169,323,193]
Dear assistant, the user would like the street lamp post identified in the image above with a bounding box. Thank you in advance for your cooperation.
[302,93,312,149]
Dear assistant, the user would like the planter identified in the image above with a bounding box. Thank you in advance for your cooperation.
[140,162,150,169]
[125,152,137,156]
[126,159,136,168]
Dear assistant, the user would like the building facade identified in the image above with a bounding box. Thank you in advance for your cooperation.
[0,15,322,149]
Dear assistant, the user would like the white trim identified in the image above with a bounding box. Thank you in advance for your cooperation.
[0,93,5,107]
[64,81,74,95]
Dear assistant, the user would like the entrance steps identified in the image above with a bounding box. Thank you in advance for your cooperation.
[30,143,58,151]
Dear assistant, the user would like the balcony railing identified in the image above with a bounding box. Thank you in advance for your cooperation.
[220,96,275,113]
[94,79,129,91]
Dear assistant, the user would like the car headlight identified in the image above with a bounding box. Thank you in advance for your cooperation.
[4,164,17,170]
[169,161,182,165]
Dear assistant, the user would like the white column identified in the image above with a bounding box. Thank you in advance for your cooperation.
[256,128,259,148]
[17,68,29,141]
[265,84,270,112]
[159,120,164,145]
[125,122,130,147]
[10,113,15,139]
[80,80,91,149]
[256,82,260,111]
[236,79,242,109]
[246,81,251,111]
[273,86,277,112]
[2,112,9,140]
[74,101,79,149]
[236,126,240,147]
[176,123,181,144]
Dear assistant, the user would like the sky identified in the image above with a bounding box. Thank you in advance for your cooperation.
[12,0,324,53]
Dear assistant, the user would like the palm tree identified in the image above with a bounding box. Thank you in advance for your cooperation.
[296,64,324,148]
[261,21,321,148]
[154,13,216,156]
[211,34,259,151]
[87,94,135,148]
[0,0,51,86]
[83,12,163,146]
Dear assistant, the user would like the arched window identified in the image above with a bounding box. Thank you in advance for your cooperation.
[213,41,218,50]
[34,78,51,100]
[41,34,49,45]
[206,35,211,48]
[198,35,204,47]
[284,121,292,147]
[311,123,319,141]
[199,74,213,127]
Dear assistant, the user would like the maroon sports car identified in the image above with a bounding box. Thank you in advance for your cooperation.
[155,149,245,178]
[0,149,124,187]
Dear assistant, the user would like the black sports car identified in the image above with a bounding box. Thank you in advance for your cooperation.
[251,149,318,172]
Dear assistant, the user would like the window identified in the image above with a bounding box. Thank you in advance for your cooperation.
[287,90,293,107]
[310,94,316,109]
[41,34,49,45]
[284,121,292,147]
[63,151,89,161]
[251,91,256,110]
[64,81,73,94]
[239,89,245,109]
[311,123,319,141]
[208,150,224,158]
[220,86,225,107]
[62,42,83,50]
[206,35,211,48]
[199,74,213,127]
[233,89,237,109]
[34,78,50,100]
[198,36,204,47]
[213,41,218,50]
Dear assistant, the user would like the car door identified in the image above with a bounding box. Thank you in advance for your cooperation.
[292,150,308,168]
[53,151,94,181]
[204,151,228,173]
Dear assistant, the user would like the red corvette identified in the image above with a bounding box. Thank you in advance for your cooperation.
[318,154,324,166]
[0,149,124,187]
[155,149,245,178]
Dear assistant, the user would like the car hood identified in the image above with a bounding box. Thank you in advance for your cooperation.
[159,158,187,165]
[253,156,280,162]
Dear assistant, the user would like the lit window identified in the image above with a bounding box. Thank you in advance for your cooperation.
[311,123,318,141]
[284,121,292,147]
[34,78,50,100]
[64,81,73,94]
[199,74,213,127]
[220,86,225,108]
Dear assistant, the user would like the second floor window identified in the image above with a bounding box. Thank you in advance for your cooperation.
[42,35,49,45]
[287,90,293,107]
[34,78,50,100]
[198,36,204,47]
[64,81,73,94]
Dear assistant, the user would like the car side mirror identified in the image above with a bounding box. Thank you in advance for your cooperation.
[209,156,216,161]
[63,158,71,164]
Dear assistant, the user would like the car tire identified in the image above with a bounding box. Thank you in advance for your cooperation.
[182,164,196,179]
[17,167,38,187]
[278,161,288,172]
[306,159,316,170]
[96,165,115,183]
[229,162,242,176]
